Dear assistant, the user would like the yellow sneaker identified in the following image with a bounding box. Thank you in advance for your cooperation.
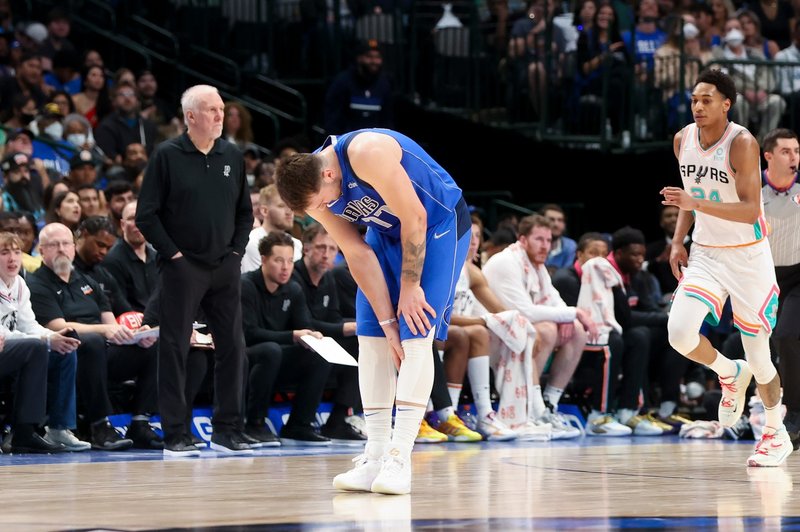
[436,414,483,442]
[415,418,448,443]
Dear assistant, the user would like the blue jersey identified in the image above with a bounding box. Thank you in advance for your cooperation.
[315,128,470,342]
[320,129,464,240]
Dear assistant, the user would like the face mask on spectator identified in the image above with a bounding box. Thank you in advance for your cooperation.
[66,133,87,147]
[683,23,699,40]
[724,28,744,47]
[44,122,63,139]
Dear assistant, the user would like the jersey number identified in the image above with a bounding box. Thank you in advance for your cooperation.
[690,187,721,202]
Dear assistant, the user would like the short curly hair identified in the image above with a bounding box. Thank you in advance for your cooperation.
[694,68,737,107]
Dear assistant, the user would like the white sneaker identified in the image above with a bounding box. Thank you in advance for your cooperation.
[625,414,664,436]
[333,442,384,492]
[477,412,517,441]
[586,416,633,437]
[370,446,411,495]
[45,427,91,451]
[719,360,752,428]
[514,419,552,442]
[747,426,793,467]
[539,411,582,440]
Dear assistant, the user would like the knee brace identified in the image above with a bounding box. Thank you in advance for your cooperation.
[395,328,436,407]
[358,335,397,409]
[667,292,710,355]
[741,329,778,384]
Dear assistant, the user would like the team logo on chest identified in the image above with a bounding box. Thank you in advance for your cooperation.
[680,164,729,184]
[338,196,397,228]
[223,165,231,177]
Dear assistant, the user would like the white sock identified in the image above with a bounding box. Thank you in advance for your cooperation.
[764,403,784,433]
[658,401,677,418]
[588,409,603,422]
[392,404,426,455]
[530,385,546,420]
[364,408,392,445]
[468,356,492,419]
[708,351,738,379]
[543,385,564,409]
[447,383,462,410]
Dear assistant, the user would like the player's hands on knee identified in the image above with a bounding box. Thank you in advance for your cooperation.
[381,321,405,370]
[398,285,436,336]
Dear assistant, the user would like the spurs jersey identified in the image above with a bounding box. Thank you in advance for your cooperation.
[678,122,768,247]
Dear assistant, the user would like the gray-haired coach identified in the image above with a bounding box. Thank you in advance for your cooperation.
[136,85,253,457]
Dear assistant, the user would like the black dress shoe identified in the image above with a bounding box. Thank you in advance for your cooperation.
[127,420,164,449]
[280,423,331,446]
[245,423,281,447]
[210,431,254,455]
[11,431,67,454]
[321,421,368,443]
[91,420,134,451]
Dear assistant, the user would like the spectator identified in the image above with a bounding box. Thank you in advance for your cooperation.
[45,190,81,231]
[324,39,394,134]
[242,184,302,273]
[75,183,103,219]
[73,216,131,315]
[65,149,99,190]
[136,69,180,141]
[94,83,158,162]
[31,102,73,179]
[291,223,366,442]
[28,223,160,450]
[483,214,597,438]
[72,64,111,129]
[0,52,48,118]
[241,231,331,445]
[104,180,134,236]
[0,231,86,451]
[540,203,578,272]
[1,151,46,222]
[222,101,253,150]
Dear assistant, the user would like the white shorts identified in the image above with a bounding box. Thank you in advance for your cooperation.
[675,239,779,337]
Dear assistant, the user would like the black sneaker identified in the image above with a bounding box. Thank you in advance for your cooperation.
[245,423,281,448]
[321,421,368,445]
[164,435,201,457]
[210,431,254,455]
[127,420,165,449]
[11,430,68,454]
[189,433,208,449]
[91,420,134,451]
[280,423,331,446]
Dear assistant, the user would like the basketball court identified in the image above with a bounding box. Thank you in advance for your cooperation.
[2,436,797,531]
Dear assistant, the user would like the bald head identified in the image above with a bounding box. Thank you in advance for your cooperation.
[39,222,76,275]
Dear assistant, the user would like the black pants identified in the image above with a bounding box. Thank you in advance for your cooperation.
[615,326,651,411]
[77,333,159,420]
[775,264,800,413]
[76,333,112,423]
[430,345,450,411]
[0,339,48,425]
[158,254,245,442]
[245,342,331,427]
[646,325,690,405]
[329,335,361,414]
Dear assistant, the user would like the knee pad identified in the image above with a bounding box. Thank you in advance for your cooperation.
[741,329,778,384]
[396,328,436,406]
[667,292,710,355]
[358,335,397,409]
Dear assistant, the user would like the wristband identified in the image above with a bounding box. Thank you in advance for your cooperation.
[379,318,397,326]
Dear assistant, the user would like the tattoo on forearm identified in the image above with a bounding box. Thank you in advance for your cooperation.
[402,239,425,282]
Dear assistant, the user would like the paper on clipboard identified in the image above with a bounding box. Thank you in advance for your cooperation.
[120,326,160,345]
[301,335,358,366]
